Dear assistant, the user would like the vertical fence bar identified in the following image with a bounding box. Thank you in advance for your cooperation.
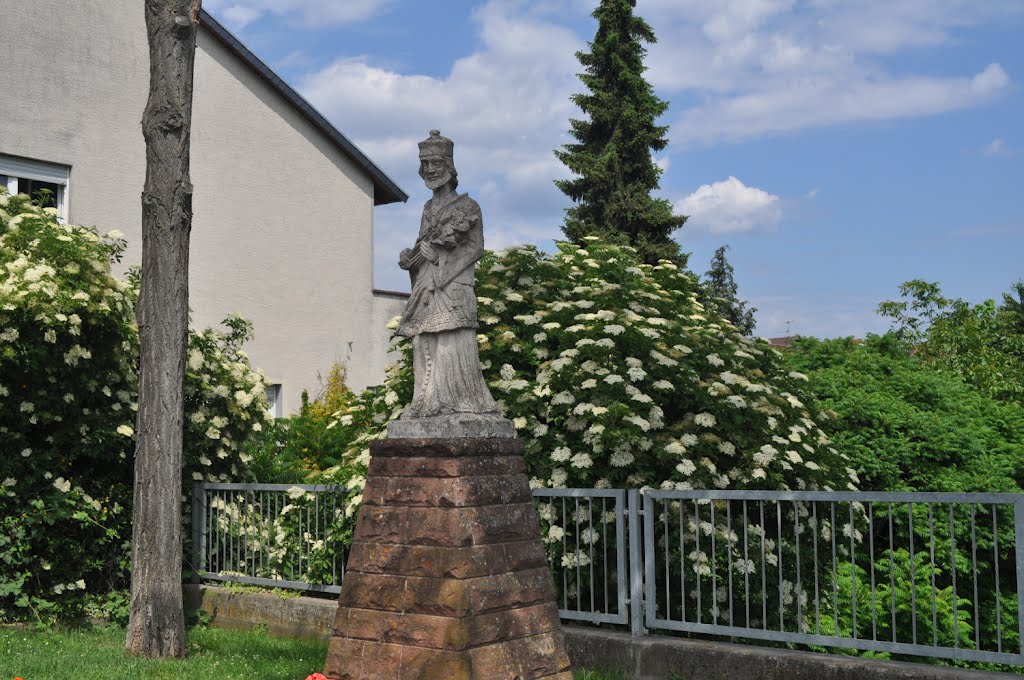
[909,503,917,645]
[575,497,582,613]
[628,489,643,636]
[993,505,1002,653]
[971,504,980,650]
[777,502,783,631]
[680,500,687,623]
[812,501,820,636]
[664,499,670,620]
[929,504,937,647]
[601,497,608,614]
[760,500,767,629]
[949,504,958,648]
[561,498,568,610]
[616,492,627,622]
[831,502,837,635]
[1015,499,1024,659]
[711,501,718,625]
[849,502,856,639]
[889,502,896,642]
[695,499,702,624]
[868,502,877,641]
[742,500,750,628]
[794,501,801,632]
[727,501,734,628]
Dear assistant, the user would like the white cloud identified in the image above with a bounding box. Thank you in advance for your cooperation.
[204,0,394,30]
[635,0,1018,145]
[984,137,1010,156]
[675,63,1009,145]
[295,1,586,288]
[676,177,782,234]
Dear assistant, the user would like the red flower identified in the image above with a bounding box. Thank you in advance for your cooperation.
[305,674,335,680]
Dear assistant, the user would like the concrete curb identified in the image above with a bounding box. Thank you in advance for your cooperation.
[183,585,1018,679]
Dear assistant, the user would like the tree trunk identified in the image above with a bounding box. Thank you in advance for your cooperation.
[126,0,201,659]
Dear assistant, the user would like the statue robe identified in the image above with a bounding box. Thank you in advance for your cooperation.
[396,191,500,419]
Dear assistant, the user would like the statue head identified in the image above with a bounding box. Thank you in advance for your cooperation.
[418,129,458,191]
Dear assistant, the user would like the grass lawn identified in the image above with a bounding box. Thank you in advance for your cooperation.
[0,625,627,680]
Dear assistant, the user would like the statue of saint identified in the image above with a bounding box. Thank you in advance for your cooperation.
[389,130,511,438]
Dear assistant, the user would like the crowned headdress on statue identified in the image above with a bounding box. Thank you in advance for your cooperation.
[418,129,454,159]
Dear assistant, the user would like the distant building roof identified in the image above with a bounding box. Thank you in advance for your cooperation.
[199,10,408,207]
[767,336,796,348]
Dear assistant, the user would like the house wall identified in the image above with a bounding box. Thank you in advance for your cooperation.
[0,2,399,415]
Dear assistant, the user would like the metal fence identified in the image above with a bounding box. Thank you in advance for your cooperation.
[643,490,1024,665]
[192,483,1024,665]
[192,482,352,594]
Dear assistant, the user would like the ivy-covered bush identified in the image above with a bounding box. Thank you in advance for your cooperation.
[319,239,855,497]
[0,188,270,624]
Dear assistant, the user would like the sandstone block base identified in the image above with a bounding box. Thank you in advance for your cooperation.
[324,438,572,680]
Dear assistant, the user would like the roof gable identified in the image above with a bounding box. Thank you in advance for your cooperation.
[199,10,407,206]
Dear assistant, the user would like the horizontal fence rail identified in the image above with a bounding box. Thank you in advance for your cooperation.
[192,483,1024,666]
[643,490,1024,665]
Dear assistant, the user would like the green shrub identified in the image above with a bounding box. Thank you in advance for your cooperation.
[310,239,855,525]
[0,188,270,624]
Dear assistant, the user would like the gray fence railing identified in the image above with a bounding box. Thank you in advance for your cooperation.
[643,490,1024,665]
[192,482,351,594]
[192,483,1024,666]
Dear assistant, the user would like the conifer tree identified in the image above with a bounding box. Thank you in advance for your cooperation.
[555,0,686,265]
[703,245,757,336]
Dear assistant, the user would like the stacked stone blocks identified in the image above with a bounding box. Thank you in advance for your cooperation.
[324,437,572,680]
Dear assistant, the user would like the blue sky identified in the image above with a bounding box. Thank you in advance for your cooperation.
[205,0,1024,339]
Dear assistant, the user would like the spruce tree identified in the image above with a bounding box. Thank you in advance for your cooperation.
[703,245,757,335]
[554,0,686,265]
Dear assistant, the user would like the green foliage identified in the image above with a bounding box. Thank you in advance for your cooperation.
[0,188,270,624]
[554,0,686,265]
[245,363,361,483]
[701,245,757,336]
[320,239,855,509]
[878,279,1024,404]
[820,548,974,659]
[783,334,1024,493]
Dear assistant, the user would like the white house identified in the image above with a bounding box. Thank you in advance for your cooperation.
[0,4,410,415]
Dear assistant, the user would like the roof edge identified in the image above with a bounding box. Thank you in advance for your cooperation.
[198,10,408,206]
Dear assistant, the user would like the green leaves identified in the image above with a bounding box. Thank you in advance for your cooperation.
[555,0,686,265]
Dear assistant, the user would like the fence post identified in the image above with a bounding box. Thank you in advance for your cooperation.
[191,482,206,585]
[1015,498,1024,662]
[628,489,643,636]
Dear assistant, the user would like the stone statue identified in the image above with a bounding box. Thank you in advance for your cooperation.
[387,130,513,439]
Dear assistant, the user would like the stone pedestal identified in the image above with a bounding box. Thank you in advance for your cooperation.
[324,438,572,680]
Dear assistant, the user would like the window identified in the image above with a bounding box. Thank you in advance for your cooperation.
[265,384,283,419]
[0,154,70,221]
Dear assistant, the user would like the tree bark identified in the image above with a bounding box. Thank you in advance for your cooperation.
[126,0,201,659]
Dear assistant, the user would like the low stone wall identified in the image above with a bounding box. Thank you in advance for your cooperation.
[183,585,1018,680]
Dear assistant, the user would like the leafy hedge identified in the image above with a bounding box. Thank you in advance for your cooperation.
[0,188,270,623]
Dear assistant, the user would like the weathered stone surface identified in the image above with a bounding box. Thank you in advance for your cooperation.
[368,455,525,478]
[354,502,541,547]
[390,131,512,438]
[346,540,547,579]
[361,475,532,508]
[387,413,515,439]
[371,437,524,458]
[326,437,569,679]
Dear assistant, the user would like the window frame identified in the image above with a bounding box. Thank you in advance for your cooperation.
[265,384,283,419]
[0,154,70,222]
